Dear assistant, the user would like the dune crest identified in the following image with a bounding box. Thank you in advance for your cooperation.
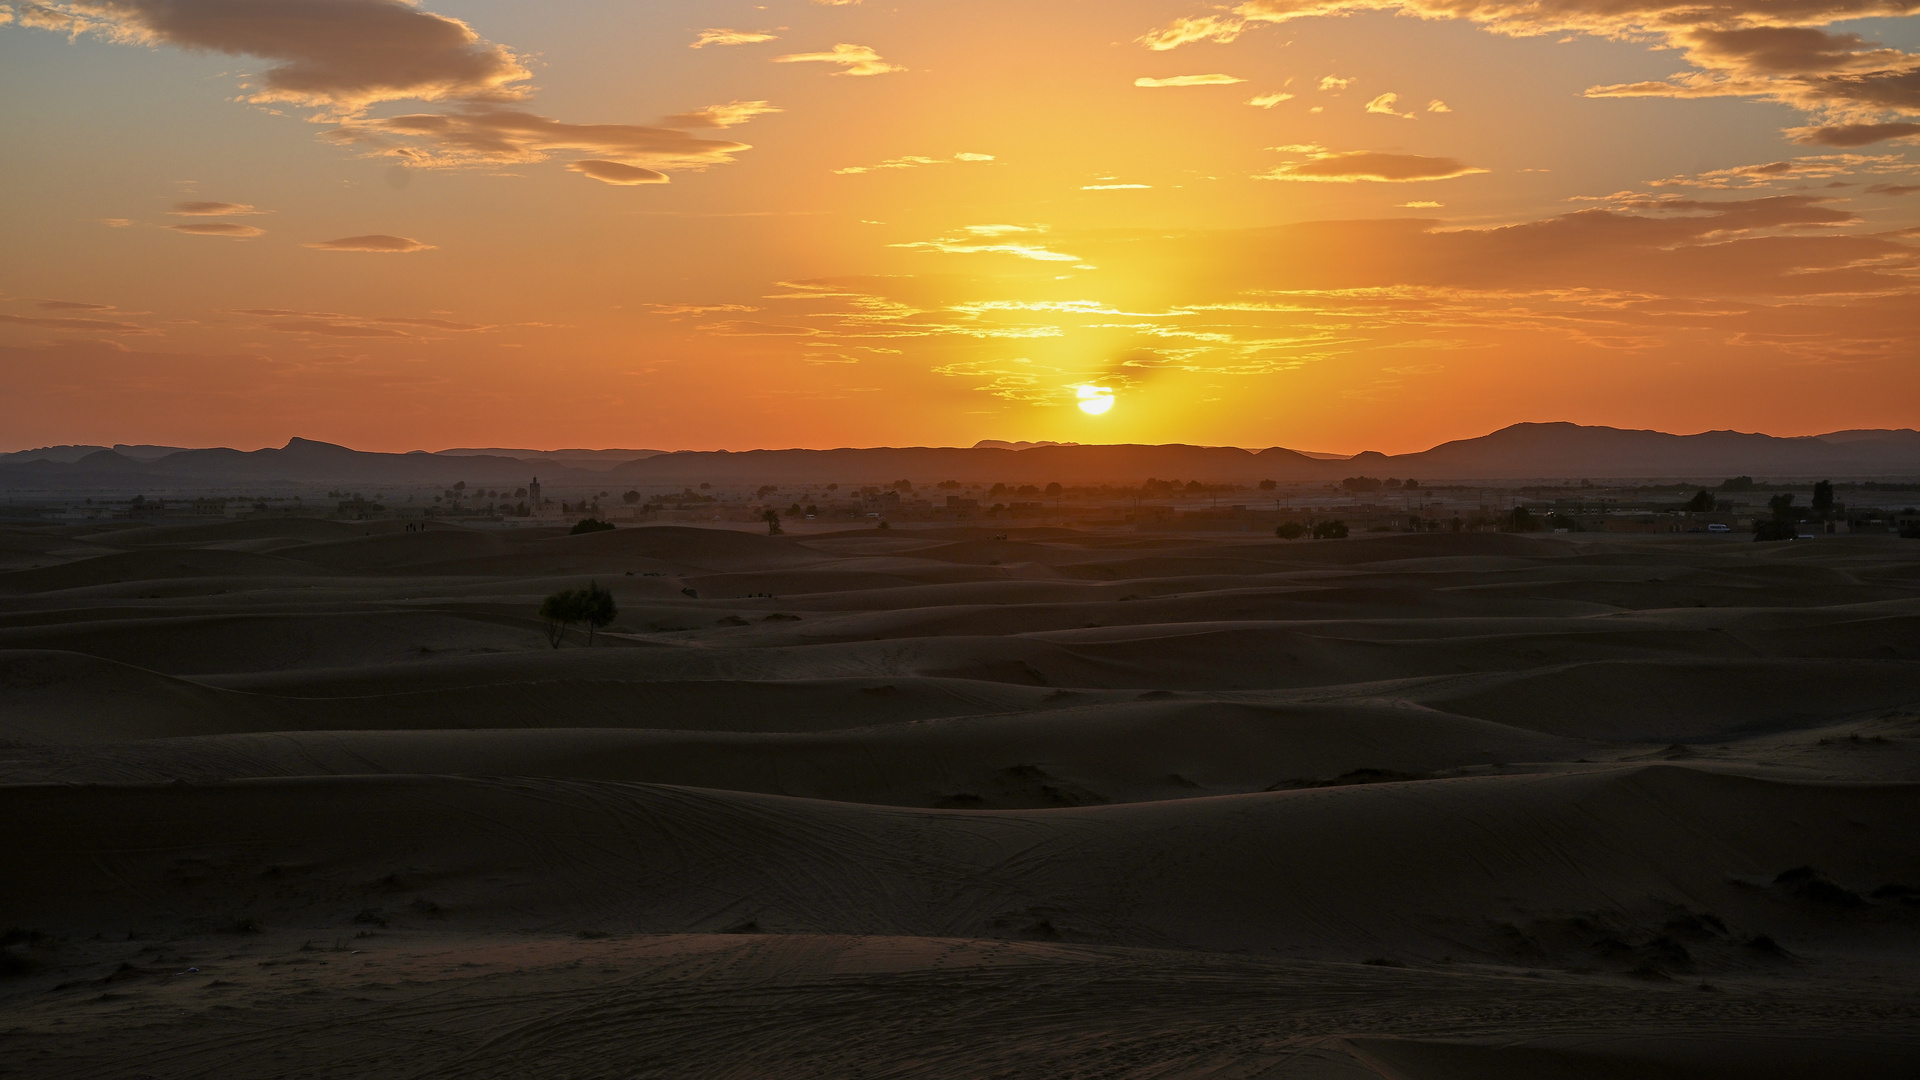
[3,519,1917,1077]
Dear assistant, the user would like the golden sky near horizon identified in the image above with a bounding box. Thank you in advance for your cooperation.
[2,0,1918,454]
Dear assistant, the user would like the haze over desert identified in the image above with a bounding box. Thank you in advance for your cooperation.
[6,0,1920,1073]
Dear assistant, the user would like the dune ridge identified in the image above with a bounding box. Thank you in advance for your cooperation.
[3,519,1918,1077]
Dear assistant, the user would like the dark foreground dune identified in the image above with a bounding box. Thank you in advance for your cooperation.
[2,519,1918,1077]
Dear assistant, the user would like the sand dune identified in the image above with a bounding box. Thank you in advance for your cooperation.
[1419,658,1920,741]
[5,767,1914,969]
[0,699,1593,802]
[4,521,1918,1077]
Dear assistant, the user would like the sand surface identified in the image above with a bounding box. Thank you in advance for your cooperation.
[3,521,1917,1077]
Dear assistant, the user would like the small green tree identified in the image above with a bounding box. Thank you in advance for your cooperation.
[762,508,783,535]
[582,580,616,646]
[570,518,614,535]
[1275,521,1307,540]
[540,582,618,646]
[1312,519,1349,539]
[539,588,587,648]
[1769,493,1798,522]
[1812,480,1834,519]
[1686,490,1714,513]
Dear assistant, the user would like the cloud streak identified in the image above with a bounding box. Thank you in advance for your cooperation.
[19,0,529,115]
[659,101,782,129]
[163,222,264,237]
[691,28,777,48]
[1145,0,1920,130]
[833,152,994,175]
[304,235,434,252]
[1136,73,1246,87]
[893,225,1082,262]
[170,201,262,216]
[0,311,147,333]
[774,43,902,76]
[324,107,750,172]
[1257,149,1487,182]
[16,0,757,184]
[565,160,669,185]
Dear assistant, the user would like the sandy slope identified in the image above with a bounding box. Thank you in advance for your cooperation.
[3,520,1919,1077]
[7,768,1917,962]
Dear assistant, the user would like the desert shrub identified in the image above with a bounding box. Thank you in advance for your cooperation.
[570,518,614,535]
[1275,521,1307,540]
[539,581,618,646]
[1312,519,1349,539]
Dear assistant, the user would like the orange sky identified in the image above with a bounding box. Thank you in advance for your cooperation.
[2,0,1917,454]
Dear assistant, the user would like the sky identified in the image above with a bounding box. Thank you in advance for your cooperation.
[2,0,1917,454]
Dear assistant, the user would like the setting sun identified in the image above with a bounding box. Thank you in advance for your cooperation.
[1077,385,1115,416]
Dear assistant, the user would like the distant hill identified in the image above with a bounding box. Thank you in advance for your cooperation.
[1372,423,1920,480]
[0,443,188,464]
[3,424,1917,493]
[602,424,1920,485]
[0,438,597,490]
[435,447,666,472]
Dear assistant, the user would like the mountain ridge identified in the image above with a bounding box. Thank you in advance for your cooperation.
[3,422,1918,490]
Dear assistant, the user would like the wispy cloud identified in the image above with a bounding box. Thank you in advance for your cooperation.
[0,312,147,333]
[19,0,529,115]
[1258,149,1487,182]
[169,201,263,216]
[774,43,902,76]
[691,28,778,49]
[232,307,483,334]
[304,235,434,252]
[17,0,757,185]
[325,107,749,173]
[565,160,670,185]
[1785,122,1920,148]
[1649,153,1912,189]
[1135,73,1245,87]
[834,152,993,175]
[1139,15,1249,50]
[163,222,264,237]
[660,101,782,129]
[1365,92,1416,118]
[1142,0,1920,132]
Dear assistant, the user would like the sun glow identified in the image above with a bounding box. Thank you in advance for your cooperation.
[1077,384,1115,415]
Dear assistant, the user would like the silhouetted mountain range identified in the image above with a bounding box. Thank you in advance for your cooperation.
[3,423,1917,493]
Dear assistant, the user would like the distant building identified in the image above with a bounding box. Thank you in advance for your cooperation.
[527,477,542,505]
